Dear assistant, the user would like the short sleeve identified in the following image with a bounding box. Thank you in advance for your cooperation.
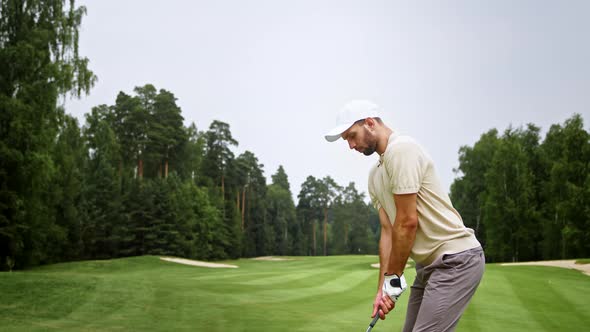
[383,141,425,195]
[368,165,382,210]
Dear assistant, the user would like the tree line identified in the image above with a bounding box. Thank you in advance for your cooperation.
[0,1,379,271]
[1,1,588,271]
[450,114,590,263]
[1,81,380,270]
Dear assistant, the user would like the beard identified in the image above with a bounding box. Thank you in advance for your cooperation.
[362,145,376,156]
[361,128,378,156]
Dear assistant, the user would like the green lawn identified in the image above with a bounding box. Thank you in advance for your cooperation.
[1,255,589,331]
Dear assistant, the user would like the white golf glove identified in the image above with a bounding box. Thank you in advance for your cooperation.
[382,273,407,302]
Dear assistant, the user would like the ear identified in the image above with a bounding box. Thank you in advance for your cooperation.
[364,117,376,128]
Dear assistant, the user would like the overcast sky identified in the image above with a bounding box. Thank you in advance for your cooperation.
[65,0,590,202]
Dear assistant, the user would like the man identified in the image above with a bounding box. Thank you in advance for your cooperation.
[324,100,484,332]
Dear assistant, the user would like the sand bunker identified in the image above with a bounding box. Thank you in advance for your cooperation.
[500,260,590,276]
[368,259,590,276]
[371,263,412,269]
[160,257,238,268]
[251,256,292,261]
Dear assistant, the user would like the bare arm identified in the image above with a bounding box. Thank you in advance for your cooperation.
[372,207,395,320]
[386,193,418,276]
[377,207,392,291]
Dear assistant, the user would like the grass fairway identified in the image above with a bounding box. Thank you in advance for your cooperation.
[1,256,589,331]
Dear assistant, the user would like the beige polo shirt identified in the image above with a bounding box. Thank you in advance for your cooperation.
[369,132,480,266]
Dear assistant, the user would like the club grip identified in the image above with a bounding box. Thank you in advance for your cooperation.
[370,315,379,326]
[366,315,379,332]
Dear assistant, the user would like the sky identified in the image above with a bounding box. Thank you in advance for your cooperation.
[65,0,590,202]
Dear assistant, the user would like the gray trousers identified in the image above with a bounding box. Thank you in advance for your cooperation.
[402,247,485,332]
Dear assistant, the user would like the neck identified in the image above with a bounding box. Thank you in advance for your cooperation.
[376,126,393,155]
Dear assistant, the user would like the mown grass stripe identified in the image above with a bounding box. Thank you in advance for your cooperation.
[1,256,589,331]
[506,265,590,331]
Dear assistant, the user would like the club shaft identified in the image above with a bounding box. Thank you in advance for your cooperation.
[366,315,379,332]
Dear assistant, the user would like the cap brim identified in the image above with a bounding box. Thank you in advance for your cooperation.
[324,123,353,142]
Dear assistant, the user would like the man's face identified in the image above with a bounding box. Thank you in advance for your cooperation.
[341,120,377,156]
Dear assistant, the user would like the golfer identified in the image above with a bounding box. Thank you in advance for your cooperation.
[325,100,484,332]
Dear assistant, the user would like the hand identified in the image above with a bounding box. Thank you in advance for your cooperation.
[371,289,395,320]
[382,273,407,302]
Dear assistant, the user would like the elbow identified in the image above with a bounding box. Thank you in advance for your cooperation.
[399,215,418,232]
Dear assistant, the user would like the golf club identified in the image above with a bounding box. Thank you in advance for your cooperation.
[365,315,379,332]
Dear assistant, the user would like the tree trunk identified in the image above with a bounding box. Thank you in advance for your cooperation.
[344,224,348,247]
[221,174,225,218]
[312,221,316,256]
[138,158,143,179]
[164,159,169,178]
[323,208,328,256]
[241,188,246,231]
[6,257,14,272]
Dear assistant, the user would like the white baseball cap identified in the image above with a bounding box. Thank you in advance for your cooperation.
[324,100,381,142]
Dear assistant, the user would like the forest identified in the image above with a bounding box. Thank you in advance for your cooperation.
[1,1,588,270]
[451,114,590,262]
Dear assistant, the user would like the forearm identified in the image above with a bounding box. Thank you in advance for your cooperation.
[377,207,393,291]
[386,215,417,276]
[378,227,392,291]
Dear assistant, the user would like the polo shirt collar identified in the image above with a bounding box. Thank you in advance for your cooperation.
[378,132,398,166]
